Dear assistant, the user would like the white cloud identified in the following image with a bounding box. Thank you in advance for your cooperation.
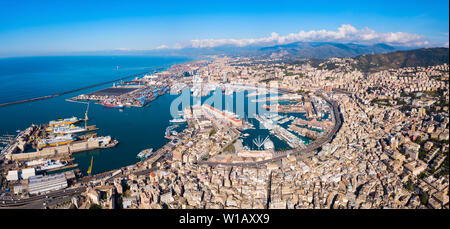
[159,24,430,49]
[153,45,169,50]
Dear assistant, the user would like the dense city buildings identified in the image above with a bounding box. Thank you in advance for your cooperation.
[1,55,448,210]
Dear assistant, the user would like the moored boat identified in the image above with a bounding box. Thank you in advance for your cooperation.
[51,124,86,134]
[37,160,68,171]
[49,117,81,127]
[37,134,75,148]
[169,118,186,123]
[137,148,153,160]
[102,103,124,108]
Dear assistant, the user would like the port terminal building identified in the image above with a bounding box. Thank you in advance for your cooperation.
[28,173,68,195]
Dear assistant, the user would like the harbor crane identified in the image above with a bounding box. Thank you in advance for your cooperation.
[85,102,90,129]
[87,155,93,176]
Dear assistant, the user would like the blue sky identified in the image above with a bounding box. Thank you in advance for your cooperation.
[0,0,448,57]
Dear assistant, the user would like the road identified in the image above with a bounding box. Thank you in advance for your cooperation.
[0,187,86,208]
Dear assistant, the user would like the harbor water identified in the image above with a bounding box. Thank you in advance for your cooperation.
[0,56,190,175]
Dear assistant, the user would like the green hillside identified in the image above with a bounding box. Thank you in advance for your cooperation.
[355,48,449,72]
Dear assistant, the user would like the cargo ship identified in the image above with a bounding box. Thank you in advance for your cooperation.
[37,160,68,171]
[48,124,86,134]
[49,117,81,127]
[37,134,75,148]
[137,148,153,160]
[102,103,124,108]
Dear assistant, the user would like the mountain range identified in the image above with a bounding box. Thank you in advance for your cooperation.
[259,42,403,59]
[73,42,413,59]
[69,42,448,69]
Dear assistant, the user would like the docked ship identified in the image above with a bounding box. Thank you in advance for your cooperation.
[86,135,118,148]
[37,134,75,148]
[50,124,86,134]
[49,117,81,127]
[25,159,50,167]
[102,103,124,108]
[37,160,68,171]
[169,118,186,123]
[137,148,153,160]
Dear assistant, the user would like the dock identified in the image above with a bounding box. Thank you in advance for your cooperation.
[85,125,99,132]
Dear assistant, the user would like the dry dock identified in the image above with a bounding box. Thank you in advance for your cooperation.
[7,137,116,161]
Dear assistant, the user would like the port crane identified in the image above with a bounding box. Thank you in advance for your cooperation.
[87,155,93,176]
[84,102,90,129]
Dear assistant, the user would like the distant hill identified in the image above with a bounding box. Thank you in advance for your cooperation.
[65,42,443,63]
[74,41,401,59]
[259,42,399,59]
[355,48,449,72]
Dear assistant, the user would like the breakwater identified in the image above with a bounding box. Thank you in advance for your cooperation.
[0,68,163,108]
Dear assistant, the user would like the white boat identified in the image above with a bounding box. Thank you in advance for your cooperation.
[88,136,112,146]
[49,117,81,127]
[37,160,68,171]
[51,124,86,134]
[25,159,50,167]
[38,134,75,148]
[169,118,186,123]
[137,148,153,160]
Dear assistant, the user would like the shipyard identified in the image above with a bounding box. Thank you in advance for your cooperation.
[0,99,119,200]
